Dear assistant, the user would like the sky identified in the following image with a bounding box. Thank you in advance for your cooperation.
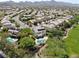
[0,0,79,4]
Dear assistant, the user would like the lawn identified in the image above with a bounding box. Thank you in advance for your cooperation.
[64,25,79,57]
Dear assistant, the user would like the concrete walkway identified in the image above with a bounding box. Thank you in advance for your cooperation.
[63,26,74,40]
[35,44,48,58]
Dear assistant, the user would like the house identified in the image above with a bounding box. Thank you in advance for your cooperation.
[32,25,46,38]
[8,29,19,35]
[1,17,10,24]
[65,15,73,20]
[34,19,48,44]
[1,17,16,29]
[42,23,55,29]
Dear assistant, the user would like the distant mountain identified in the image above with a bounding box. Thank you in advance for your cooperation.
[0,0,79,8]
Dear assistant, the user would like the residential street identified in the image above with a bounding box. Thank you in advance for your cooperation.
[12,15,29,29]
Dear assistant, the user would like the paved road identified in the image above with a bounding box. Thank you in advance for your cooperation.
[12,15,29,29]
[2,10,29,29]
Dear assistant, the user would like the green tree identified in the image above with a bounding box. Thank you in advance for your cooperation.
[69,20,75,25]
[14,48,26,58]
[63,21,71,28]
[0,42,5,50]
[19,37,35,49]
[47,28,64,39]
[2,28,8,32]
[18,28,33,38]
[15,22,20,28]
[9,19,15,23]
